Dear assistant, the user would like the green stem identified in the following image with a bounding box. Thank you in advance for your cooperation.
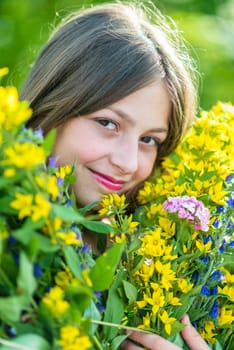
[90,319,153,334]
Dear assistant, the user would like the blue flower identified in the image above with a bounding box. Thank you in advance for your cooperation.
[211,270,224,281]
[210,301,219,318]
[217,205,225,212]
[34,263,43,278]
[210,286,218,295]
[67,198,73,207]
[81,243,90,254]
[200,256,210,264]
[213,218,220,228]
[7,235,17,245]
[201,285,210,296]
[219,240,225,253]
[204,235,213,244]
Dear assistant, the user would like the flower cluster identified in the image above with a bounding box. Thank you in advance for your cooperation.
[0,69,124,350]
[0,67,233,350]
[99,102,234,349]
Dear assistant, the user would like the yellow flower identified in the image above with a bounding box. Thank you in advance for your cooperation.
[99,193,126,216]
[31,194,51,221]
[42,286,69,318]
[195,239,212,253]
[218,307,234,326]
[59,325,92,350]
[199,320,217,343]
[3,168,16,177]
[82,269,93,287]
[4,142,45,168]
[56,231,81,246]
[177,278,193,293]
[0,67,9,77]
[56,165,72,179]
[167,292,182,306]
[10,192,33,219]
[159,310,176,335]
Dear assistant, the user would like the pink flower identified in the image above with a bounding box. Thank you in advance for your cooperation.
[163,196,210,232]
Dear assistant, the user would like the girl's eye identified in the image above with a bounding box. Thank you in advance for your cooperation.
[141,136,159,147]
[96,118,118,131]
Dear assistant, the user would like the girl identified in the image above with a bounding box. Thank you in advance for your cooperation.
[20,2,210,349]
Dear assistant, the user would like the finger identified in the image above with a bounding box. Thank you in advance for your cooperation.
[181,315,211,350]
[121,339,144,350]
[126,331,182,350]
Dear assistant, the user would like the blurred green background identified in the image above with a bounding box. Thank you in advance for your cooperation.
[0,0,233,110]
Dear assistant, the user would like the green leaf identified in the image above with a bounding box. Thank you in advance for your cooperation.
[122,280,138,305]
[42,129,55,155]
[169,152,181,165]
[63,246,83,280]
[111,335,128,350]
[103,268,126,340]
[17,252,37,297]
[0,295,27,323]
[90,243,125,291]
[78,201,99,215]
[82,220,112,234]
[13,218,44,244]
[0,334,51,350]
[34,233,59,253]
[52,204,84,222]
[199,171,217,181]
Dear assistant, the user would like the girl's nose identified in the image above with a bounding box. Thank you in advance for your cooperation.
[109,137,138,174]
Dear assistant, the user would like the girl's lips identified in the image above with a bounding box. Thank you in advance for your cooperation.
[89,169,125,191]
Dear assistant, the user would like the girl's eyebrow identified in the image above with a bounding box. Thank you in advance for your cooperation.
[108,106,168,134]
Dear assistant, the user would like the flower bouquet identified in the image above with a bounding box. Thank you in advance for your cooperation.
[98,101,234,349]
[0,68,125,350]
[0,66,233,350]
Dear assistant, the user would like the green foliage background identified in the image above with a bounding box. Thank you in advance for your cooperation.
[0,0,233,110]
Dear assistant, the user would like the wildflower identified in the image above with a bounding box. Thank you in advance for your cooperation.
[218,307,234,326]
[210,301,219,318]
[59,325,92,350]
[159,310,176,335]
[31,193,51,221]
[4,142,45,168]
[56,231,81,246]
[34,263,43,278]
[10,192,33,219]
[163,196,210,232]
[199,320,217,343]
[99,193,127,216]
[201,285,210,296]
[42,286,69,318]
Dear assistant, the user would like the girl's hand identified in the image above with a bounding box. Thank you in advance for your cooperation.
[121,315,211,350]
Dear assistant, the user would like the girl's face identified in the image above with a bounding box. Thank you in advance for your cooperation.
[52,80,171,207]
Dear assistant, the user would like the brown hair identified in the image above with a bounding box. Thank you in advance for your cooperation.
[20,1,198,166]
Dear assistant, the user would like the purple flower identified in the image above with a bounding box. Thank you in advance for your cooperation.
[227,197,234,207]
[163,196,210,231]
[35,128,43,138]
[48,157,57,168]
[57,177,64,186]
